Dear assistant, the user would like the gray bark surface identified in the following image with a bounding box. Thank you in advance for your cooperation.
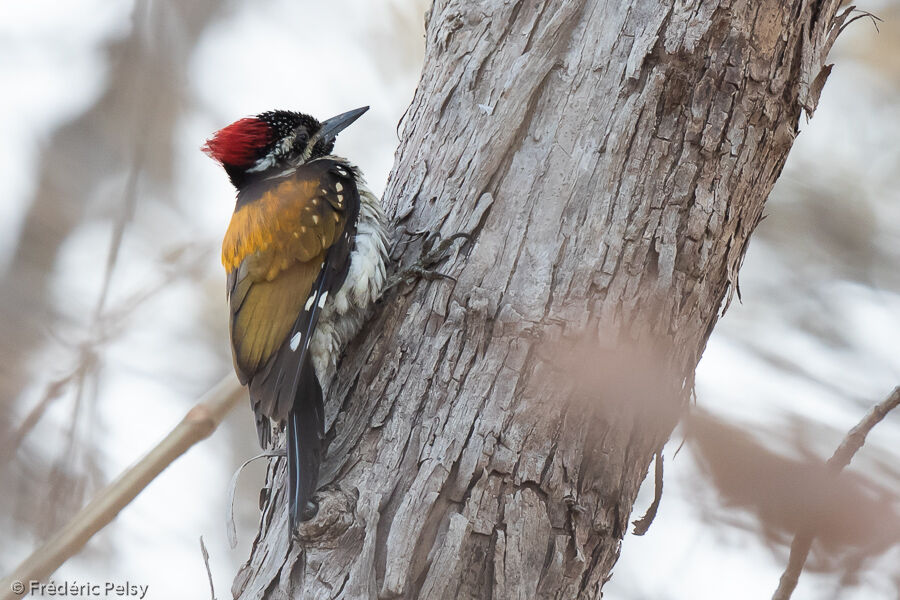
[233,1,849,598]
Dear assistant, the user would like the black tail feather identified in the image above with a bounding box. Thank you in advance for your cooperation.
[286,354,325,529]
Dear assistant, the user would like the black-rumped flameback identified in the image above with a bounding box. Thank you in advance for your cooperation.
[204,107,388,529]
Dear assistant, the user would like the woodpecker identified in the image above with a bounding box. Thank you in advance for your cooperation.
[203,106,388,529]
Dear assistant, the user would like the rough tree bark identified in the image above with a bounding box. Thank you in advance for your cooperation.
[232,1,850,598]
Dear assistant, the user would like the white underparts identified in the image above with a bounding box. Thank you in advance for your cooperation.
[308,172,388,392]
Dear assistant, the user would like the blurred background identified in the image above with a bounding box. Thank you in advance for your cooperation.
[0,1,897,599]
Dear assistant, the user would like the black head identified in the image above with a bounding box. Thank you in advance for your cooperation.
[203,106,368,188]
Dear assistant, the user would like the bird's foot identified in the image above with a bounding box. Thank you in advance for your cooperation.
[386,230,472,291]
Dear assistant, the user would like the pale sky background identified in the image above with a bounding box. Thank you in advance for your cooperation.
[1,1,898,599]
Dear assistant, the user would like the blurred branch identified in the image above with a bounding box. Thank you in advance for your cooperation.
[0,243,211,466]
[0,374,243,600]
[0,363,93,465]
[0,0,226,450]
[92,151,143,321]
[771,386,900,600]
[45,34,153,517]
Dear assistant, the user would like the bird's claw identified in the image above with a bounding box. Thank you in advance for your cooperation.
[386,230,472,292]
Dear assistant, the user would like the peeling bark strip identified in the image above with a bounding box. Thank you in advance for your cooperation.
[233,1,849,598]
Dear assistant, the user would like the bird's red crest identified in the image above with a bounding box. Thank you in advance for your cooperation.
[202,118,272,166]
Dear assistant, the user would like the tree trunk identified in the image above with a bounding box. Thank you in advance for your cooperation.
[232,1,849,598]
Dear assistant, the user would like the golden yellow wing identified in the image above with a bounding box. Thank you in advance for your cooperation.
[223,159,357,386]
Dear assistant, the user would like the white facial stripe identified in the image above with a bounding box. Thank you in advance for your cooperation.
[247,155,276,173]
[247,134,298,173]
[300,131,321,162]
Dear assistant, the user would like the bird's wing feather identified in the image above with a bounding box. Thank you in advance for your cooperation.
[223,159,360,420]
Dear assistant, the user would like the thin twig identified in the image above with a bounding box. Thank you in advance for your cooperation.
[0,374,244,600]
[771,386,900,600]
[826,388,900,471]
[226,451,284,549]
[839,8,882,35]
[200,536,217,600]
[632,448,664,535]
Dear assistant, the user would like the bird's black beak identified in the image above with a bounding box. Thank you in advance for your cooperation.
[317,106,369,145]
